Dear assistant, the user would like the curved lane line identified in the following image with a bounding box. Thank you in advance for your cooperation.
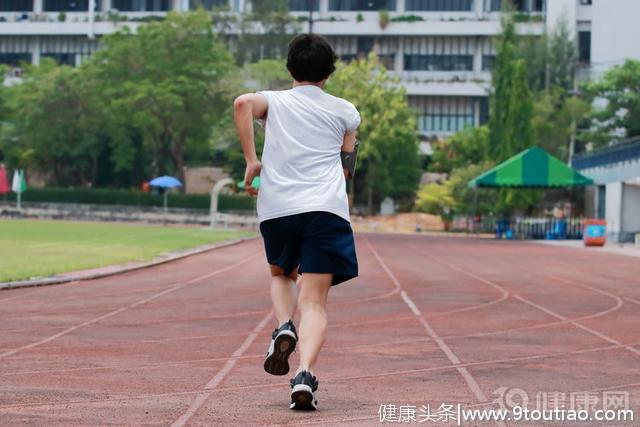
[0,254,261,360]
[364,237,496,413]
[4,339,639,412]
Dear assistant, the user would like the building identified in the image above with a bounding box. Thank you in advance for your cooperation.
[1,0,549,141]
[1,1,638,141]
[573,137,640,243]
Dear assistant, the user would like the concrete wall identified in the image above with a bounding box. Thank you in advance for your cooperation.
[603,181,640,242]
[605,181,623,241]
[622,183,640,238]
[591,0,640,77]
[546,0,577,35]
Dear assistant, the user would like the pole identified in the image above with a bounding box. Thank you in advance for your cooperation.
[473,187,478,234]
[308,0,314,33]
[163,191,168,225]
[17,191,21,210]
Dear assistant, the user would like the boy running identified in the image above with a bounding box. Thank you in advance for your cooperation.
[233,33,360,410]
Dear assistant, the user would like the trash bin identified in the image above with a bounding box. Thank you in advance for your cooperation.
[554,219,567,240]
[583,219,606,247]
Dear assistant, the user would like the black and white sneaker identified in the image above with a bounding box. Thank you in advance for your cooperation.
[264,320,297,376]
[290,370,318,410]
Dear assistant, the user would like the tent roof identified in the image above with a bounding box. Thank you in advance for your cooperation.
[468,147,594,188]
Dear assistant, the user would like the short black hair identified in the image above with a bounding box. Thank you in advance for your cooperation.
[286,34,338,83]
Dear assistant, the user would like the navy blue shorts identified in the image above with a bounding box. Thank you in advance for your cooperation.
[259,211,358,286]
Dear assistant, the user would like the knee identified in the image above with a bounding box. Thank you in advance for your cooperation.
[297,294,325,312]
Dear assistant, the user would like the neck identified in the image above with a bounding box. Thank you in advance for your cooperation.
[292,80,324,88]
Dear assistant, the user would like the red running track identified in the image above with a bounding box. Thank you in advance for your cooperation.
[1,234,639,426]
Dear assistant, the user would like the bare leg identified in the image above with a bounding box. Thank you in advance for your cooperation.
[270,266,298,325]
[296,273,332,375]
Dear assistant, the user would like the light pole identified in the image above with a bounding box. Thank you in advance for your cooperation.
[307,0,314,33]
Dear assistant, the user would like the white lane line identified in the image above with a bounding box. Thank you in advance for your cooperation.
[513,294,640,357]
[0,255,260,360]
[365,238,492,406]
[4,340,640,413]
[171,311,273,427]
[408,244,510,298]
[625,296,640,306]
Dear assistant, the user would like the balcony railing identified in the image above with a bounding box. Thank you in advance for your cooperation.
[572,137,640,170]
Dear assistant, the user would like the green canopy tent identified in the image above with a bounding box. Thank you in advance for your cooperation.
[468,147,593,189]
[467,147,594,227]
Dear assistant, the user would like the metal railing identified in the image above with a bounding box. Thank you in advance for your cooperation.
[572,137,640,170]
[453,215,585,240]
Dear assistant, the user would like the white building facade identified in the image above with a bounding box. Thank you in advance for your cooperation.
[1,0,549,141]
[0,0,637,140]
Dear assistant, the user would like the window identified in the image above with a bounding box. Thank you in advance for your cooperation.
[357,37,375,54]
[406,0,472,11]
[289,0,319,11]
[378,54,395,69]
[44,0,89,11]
[112,0,171,11]
[418,114,474,132]
[489,0,544,12]
[404,54,473,71]
[596,185,605,219]
[479,97,489,124]
[339,52,394,69]
[329,0,396,11]
[0,53,31,67]
[578,31,591,63]
[190,0,228,9]
[42,53,76,66]
[0,0,32,11]
[482,55,495,71]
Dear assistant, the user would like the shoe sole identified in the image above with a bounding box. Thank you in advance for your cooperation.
[264,330,296,376]
[290,384,317,410]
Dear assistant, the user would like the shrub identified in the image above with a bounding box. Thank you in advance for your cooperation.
[4,188,255,212]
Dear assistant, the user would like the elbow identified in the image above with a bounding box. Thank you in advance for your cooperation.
[233,95,250,112]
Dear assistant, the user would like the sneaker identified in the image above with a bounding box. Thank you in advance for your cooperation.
[264,320,297,376]
[289,370,318,410]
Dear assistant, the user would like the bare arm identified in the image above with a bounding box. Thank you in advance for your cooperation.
[233,93,268,195]
[341,131,357,178]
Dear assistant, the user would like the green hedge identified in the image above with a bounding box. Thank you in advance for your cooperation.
[4,188,255,212]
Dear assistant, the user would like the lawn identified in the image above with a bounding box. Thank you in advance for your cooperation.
[0,219,255,282]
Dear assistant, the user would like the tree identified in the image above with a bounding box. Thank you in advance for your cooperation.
[520,18,577,92]
[416,162,498,217]
[547,20,577,92]
[235,0,299,64]
[532,88,590,160]
[326,53,421,214]
[88,11,236,187]
[245,59,291,90]
[414,182,455,218]
[429,126,488,174]
[488,15,534,163]
[1,61,106,186]
[210,59,290,182]
[583,59,640,145]
[487,14,537,214]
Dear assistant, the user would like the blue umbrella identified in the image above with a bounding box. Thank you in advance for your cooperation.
[149,176,182,189]
[149,176,183,223]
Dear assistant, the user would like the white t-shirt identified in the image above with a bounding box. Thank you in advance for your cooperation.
[256,85,360,223]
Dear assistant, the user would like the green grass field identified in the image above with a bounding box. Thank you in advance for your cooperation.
[0,219,254,282]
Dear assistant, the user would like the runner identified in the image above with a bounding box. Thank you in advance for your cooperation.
[233,33,361,410]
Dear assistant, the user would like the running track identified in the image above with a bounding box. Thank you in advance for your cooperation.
[1,234,639,426]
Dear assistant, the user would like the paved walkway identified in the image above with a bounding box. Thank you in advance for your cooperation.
[538,239,640,258]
